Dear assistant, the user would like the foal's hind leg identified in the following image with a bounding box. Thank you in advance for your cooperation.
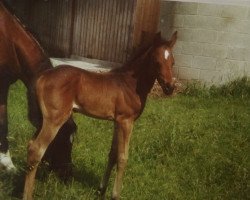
[23,117,69,200]
[27,88,76,178]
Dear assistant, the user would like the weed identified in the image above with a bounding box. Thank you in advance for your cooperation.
[182,76,250,99]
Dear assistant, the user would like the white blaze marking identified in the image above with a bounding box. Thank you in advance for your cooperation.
[164,50,170,60]
[164,50,169,60]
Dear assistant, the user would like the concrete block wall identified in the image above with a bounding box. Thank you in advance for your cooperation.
[160,1,250,85]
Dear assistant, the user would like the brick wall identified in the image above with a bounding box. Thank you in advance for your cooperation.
[160,1,250,84]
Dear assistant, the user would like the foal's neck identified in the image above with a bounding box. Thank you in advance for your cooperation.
[124,52,157,100]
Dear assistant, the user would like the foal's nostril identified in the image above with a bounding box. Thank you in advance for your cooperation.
[164,83,175,95]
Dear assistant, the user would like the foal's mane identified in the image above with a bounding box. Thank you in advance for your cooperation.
[112,37,168,73]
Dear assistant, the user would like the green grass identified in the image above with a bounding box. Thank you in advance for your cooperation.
[0,78,249,200]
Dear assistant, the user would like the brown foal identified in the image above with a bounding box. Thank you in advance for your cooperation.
[23,31,177,200]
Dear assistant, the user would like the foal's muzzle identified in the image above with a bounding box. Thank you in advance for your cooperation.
[163,83,175,95]
[158,78,176,95]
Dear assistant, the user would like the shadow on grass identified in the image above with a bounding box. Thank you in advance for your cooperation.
[1,162,100,199]
[72,165,104,200]
[72,164,100,189]
[0,169,26,199]
[11,170,26,199]
[8,164,55,199]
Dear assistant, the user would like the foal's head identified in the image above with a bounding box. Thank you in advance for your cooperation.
[152,31,177,95]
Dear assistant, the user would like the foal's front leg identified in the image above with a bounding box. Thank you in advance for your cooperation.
[99,119,133,200]
[112,119,133,200]
[99,123,118,199]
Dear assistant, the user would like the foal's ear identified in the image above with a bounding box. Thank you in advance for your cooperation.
[154,31,162,43]
[169,31,177,48]
[155,31,161,38]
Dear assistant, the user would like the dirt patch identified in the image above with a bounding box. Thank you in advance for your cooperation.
[150,80,184,97]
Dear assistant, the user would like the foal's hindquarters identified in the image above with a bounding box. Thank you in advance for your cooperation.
[24,67,80,199]
[23,66,137,200]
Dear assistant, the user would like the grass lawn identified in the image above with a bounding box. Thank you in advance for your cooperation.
[0,78,249,200]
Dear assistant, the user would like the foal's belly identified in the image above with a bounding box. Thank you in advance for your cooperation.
[73,92,116,121]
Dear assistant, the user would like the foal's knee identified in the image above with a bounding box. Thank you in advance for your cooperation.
[117,155,128,169]
[27,140,43,166]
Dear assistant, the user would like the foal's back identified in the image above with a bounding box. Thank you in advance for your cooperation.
[36,65,141,121]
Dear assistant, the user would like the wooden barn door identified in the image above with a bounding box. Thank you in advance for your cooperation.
[26,0,74,57]
[132,0,160,49]
[72,0,135,63]
[9,0,160,63]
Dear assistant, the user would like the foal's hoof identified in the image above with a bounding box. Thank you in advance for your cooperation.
[0,151,17,173]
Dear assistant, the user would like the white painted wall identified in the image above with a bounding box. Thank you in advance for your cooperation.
[162,0,250,6]
[160,1,250,84]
